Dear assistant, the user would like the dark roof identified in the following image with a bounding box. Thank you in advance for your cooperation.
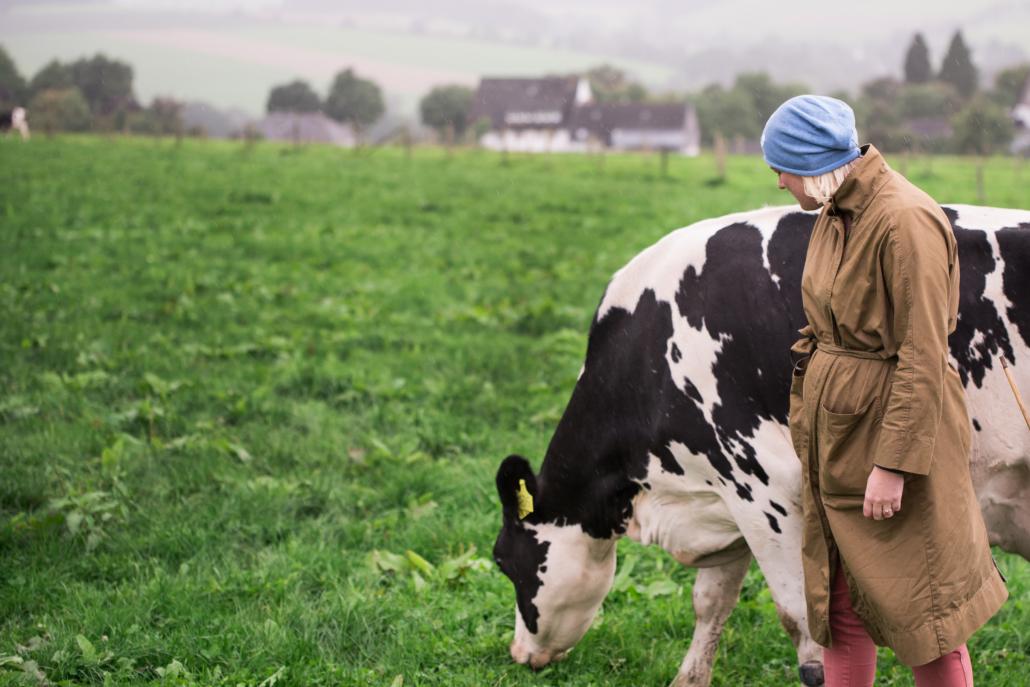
[468,76,581,130]
[570,102,691,143]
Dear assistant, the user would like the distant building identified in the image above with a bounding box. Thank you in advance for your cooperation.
[1012,75,1030,155]
[468,76,591,153]
[468,75,700,155]
[255,111,355,147]
[570,102,700,155]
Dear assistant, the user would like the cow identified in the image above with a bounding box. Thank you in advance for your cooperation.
[493,204,1030,686]
[1,107,30,140]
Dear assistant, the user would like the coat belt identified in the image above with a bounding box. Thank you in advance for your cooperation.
[815,342,897,361]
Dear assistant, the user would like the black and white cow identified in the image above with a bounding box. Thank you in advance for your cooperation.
[493,204,1030,687]
[1,107,30,140]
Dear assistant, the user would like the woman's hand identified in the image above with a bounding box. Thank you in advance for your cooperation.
[863,466,904,520]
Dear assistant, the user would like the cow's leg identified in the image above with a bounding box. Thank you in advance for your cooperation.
[669,551,751,687]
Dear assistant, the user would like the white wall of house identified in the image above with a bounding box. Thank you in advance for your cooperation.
[479,128,587,153]
[610,128,699,155]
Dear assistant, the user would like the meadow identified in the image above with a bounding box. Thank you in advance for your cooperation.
[0,137,1027,686]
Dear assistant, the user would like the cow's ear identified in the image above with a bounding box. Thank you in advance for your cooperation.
[496,454,538,522]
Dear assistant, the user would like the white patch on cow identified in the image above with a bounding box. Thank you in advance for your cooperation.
[951,204,1030,232]
[626,417,808,640]
[666,317,724,425]
[982,231,1017,321]
[509,523,616,668]
[626,453,741,561]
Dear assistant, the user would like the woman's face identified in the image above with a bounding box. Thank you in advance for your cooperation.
[773,169,822,211]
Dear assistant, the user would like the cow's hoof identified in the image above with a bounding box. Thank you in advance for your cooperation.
[799,660,824,686]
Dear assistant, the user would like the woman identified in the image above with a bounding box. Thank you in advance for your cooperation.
[763,95,1008,687]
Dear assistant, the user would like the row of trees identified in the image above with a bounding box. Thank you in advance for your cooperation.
[266,69,383,137]
[691,31,1026,156]
[3,30,1026,154]
[264,70,477,143]
[0,46,183,135]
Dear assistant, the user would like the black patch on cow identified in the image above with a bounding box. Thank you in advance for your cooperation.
[996,223,1030,348]
[529,286,774,541]
[770,500,788,516]
[675,218,816,489]
[972,418,982,432]
[683,379,702,404]
[670,342,682,363]
[949,216,1015,387]
[764,512,782,534]
[493,522,549,634]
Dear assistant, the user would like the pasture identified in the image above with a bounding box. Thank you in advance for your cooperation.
[0,137,1027,686]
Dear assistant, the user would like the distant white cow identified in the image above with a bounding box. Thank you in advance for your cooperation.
[493,204,1030,686]
[1,107,30,140]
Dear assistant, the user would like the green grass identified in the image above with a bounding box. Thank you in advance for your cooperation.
[0,137,1027,686]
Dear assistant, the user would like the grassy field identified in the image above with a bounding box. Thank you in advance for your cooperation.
[0,138,1027,686]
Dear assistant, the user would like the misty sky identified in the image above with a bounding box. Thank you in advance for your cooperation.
[2,0,1028,118]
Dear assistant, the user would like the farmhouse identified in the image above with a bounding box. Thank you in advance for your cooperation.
[1012,74,1030,155]
[468,76,591,153]
[468,75,700,155]
[254,111,355,147]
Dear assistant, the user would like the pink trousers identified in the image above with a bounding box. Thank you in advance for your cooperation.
[824,561,974,687]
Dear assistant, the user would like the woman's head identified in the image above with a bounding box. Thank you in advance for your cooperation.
[762,95,860,210]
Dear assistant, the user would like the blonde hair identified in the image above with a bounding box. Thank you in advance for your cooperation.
[802,159,858,206]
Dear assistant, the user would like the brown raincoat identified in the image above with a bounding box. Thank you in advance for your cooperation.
[788,144,1008,666]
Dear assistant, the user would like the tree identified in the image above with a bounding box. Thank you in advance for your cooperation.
[29,88,91,134]
[69,54,136,116]
[0,44,27,108]
[904,33,932,84]
[939,30,979,99]
[691,83,759,146]
[990,63,1030,109]
[733,72,807,125]
[325,68,384,131]
[29,59,73,98]
[585,64,647,103]
[128,97,183,136]
[951,96,1014,155]
[266,79,321,114]
[420,84,473,141]
[898,82,961,119]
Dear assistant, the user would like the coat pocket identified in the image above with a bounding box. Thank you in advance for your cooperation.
[817,397,881,496]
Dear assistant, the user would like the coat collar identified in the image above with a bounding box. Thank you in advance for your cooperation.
[826,144,891,221]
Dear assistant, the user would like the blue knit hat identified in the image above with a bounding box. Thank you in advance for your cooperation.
[761,95,861,176]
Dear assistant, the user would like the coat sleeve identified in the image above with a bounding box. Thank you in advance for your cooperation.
[788,323,816,462]
[873,207,956,475]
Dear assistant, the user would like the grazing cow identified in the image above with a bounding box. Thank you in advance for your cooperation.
[493,204,1030,686]
[1,107,30,140]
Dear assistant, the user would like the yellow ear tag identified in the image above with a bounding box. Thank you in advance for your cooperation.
[516,479,534,520]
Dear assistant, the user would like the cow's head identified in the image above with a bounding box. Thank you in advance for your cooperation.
[493,454,617,669]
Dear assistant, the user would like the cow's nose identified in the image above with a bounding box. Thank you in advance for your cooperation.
[799,660,825,686]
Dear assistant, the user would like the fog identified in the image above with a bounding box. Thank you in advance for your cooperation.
[2,0,1027,116]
